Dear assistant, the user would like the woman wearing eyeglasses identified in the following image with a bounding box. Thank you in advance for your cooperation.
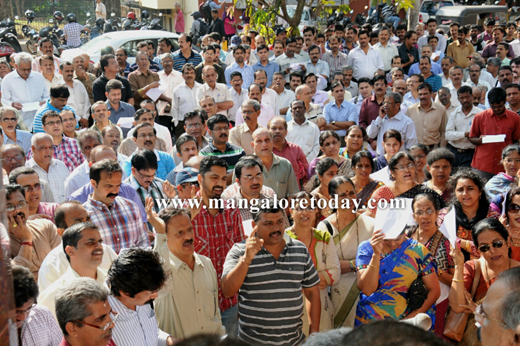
[307,131,351,178]
[317,176,374,328]
[485,145,520,206]
[306,158,338,226]
[437,169,500,261]
[366,152,445,218]
[286,191,341,334]
[407,194,454,337]
[500,186,520,261]
[410,144,430,184]
[448,218,520,346]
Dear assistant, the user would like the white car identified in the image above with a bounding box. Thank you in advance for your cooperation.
[60,30,180,64]
[420,0,455,23]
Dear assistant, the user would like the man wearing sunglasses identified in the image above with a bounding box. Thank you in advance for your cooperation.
[55,278,117,346]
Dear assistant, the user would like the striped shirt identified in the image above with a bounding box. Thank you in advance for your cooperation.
[108,294,169,346]
[20,304,62,346]
[83,196,150,254]
[27,158,70,203]
[223,235,320,346]
[199,142,245,173]
[172,50,203,72]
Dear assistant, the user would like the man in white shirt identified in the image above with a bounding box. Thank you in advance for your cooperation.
[196,65,233,116]
[437,66,465,107]
[417,19,447,52]
[95,0,106,19]
[171,63,201,137]
[374,27,399,72]
[445,85,478,167]
[439,56,454,86]
[59,61,90,126]
[466,64,492,89]
[154,207,225,339]
[228,71,247,124]
[286,100,320,163]
[157,52,183,136]
[342,66,359,98]
[127,100,173,152]
[346,30,384,80]
[276,37,305,82]
[253,69,278,114]
[485,57,501,87]
[41,55,63,92]
[2,53,49,131]
[271,72,295,116]
[235,83,276,128]
[31,38,61,73]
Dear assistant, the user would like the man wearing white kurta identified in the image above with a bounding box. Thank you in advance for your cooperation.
[1,53,49,131]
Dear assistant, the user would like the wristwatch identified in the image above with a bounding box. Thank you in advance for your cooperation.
[331,121,336,126]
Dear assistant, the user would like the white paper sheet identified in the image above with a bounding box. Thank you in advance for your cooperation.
[482,134,506,144]
[317,75,327,91]
[145,82,167,102]
[242,219,254,237]
[439,207,457,247]
[116,117,135,129]
[369,166,392,184]
[437,282,450,305]
[22,102,40,112]
[374,198,414,239]
[290,63,303,71]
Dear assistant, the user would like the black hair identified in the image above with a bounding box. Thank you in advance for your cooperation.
[235,157,263,180]
[383,129,402,143]
[230,71,242,80]
[404,30,416,40]
[41,111,61,126]
[100,54,115,72]
[131,149,158,171]
[357,77,371,86]
[412,193,441,213]
[13,265,38,308]
[409,74,425,83]
[54,200,82,229]
[158,207,191,234]
[50,85,70,99]
[251,197,283,223]
[232,44,246,54]
[371,74,387,86]
[472,218,510,248]
[352,150,375,174]
[5,183,25,199]
[199,155,229,176]
[106,79,123,93]
[158,37,172,47]
[133,108,153,121]
[132,123,157,138]
[184,109,206,125]
[426,148,455,167]
[176,134,197,154]
[89,159,123,184]
[388,151,415,173]
[206,114,229,130]
[308,44,320,54]
[417,82,432,93]
[62,222,99,262]
[457,85,473,96]
[488,87,507,105]
[8,166,36,185]
[256,44,269,53]
[447,168,488,207]
[319,130,340,147]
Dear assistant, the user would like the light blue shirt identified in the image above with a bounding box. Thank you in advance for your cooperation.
[408,61,442,75]
[404,92,420,105]
[252,60,280,88]
[225,63,255,89]
[33,101,77,134]
[323,100,358,137]
[153,56,163,71]
[304,60,330,78]
[209,0,221,10]
[123,149,175,181]
[367,111,418,155]
[4,129,32,154]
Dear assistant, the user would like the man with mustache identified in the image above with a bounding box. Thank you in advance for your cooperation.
[483,66,514,109]
[196,65,234,116]
[221,198,321,345]
[200,114,245,184]
[165,134,199,185]
[169,110,209,166]
[191,156,246,337]
[72,54,96,105]
[225,45,255,89]
[128,51,164,110]
[6,183,61,280]
[106,248,175,346]
[276,37,306,83]
[439,56,454,87]
[59,61,90,127]
[347,30,384,80]
[31,38,61,73]
[323,81,358,143]
[104,80,136,126]
[482,26,514,62]
[253,69,278,114]
[418,56,442,93]
[230,99,262,155]
[285,99,320,164]
[93,54,135,106]
[102,125,124,155]
[40,55,64,92]
[0,106,32,154]
[270,72,295,117]
[83,159,150,254]
[115,48,131,78]
[194,45,226,84]
[286,84,325,128]
[506,84,520,115]
[235,83,276,128]
[38,222,107,318]
[127,99,173,152]
[437,86,458,117]
[90,101,122,138]
[466,64,492,90]
[439,66,465,108]
[33,85,75,134]
[55,278,117,346]
[153,206,225,339]
[118,110,167,157]
[359,75,387,150]
[171,63,202,137]
[227,71,247,126]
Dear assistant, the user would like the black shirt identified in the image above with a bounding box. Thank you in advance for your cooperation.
[92,74,133,103]
[398,43,420,75]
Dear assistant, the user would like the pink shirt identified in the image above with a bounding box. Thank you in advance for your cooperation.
[37,202,59,219]
[175,10,185,33]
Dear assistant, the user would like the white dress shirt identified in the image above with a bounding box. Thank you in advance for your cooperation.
[171,81,201,124]
[445,105,480,149]
[32,56,62,73]
[374,42,399,71]
[27,158,69,203]
[286,118,321,163]
[367,112,418,155]
[346,45,384,80]
[158,69,183,116]
[480,70,497,88]
[127,123,172,152]
[228,87,248,122]
[225,51,258,66]
[61,79,90,119]
[195,82,233,116]
[1,70,50,131]
[277,89,296,115]
[43,74,63,92]
[418,32,447,53]
[235,104,276,128]
[439,73,451,86]
[465,79,492,90]
[261,88,279,116]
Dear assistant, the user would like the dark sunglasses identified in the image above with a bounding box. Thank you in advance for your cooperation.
[507,203,520,213]
[478,240,505,253]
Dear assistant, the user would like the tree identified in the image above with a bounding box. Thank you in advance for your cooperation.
[0,0,14,20]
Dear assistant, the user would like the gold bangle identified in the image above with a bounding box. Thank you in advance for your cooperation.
[368,264,379,269]
[452,279,465,283]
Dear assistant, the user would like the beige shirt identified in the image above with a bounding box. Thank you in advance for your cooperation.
[154,234,225,339]
[118,137,166,157]
[95,1,107,19]
[445,105,480,149]
[195,83,233,116]
[229,123,262,155]
[406,101,448,146]
[10,219,61,280]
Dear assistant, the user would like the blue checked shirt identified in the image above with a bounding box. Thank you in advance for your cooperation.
[83,196,150,254]
[27,135,86,173]
[225,63,255,89]
[63,22,85,48]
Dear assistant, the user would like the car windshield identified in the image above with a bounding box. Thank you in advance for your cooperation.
[420,1,453,15]
[79,35,112,52]
[286,7,310,21]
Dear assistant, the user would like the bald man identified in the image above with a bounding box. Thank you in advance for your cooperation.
[195,65,233,116]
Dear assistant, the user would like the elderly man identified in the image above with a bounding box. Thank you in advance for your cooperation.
[221,198,321,345]
[285,84,325,128]
[1,144,29,178]
[31,38,61,73]
[270,72,295,117]
[93,54,134,105]
[153,206,225,339]
[33,85,76,134]
[83,159,149,253]
[199,96,218,118]
[118,110,167,157]
[196,65,233,116]
[229,99,262,155]
[169,110,209,166]
[54,278,116,346]
[37,201,117,291]
[128,51,166,108]
[40,55,63,92]
[9,166,59,219]
[157,52,182,134]
[12,265,62,345]
[59,61,90,127]
[26,133,70,203]
[253,69,278,114]
[439,56,454,86]
[1,52,49,131]
[38,222,108,318]
[1,106,32,153]
[466,63,492,90]
[126,100,173,151]
[6,184,61,280]
[235,83,276,128]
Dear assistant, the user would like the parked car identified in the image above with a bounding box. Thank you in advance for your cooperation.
[60,30,180,64]
[420,0,455,23]
[435,5,508,33]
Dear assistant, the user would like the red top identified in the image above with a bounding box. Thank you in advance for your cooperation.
[359,95,383,144]
[469,108,520,174]
[59,337,117,346]
[272,140,309,188]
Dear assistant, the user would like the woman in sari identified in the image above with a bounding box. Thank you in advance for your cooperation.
[308,131,351,177]
[407,194,454,337]
[305,158,338,226]
[410,144,430,184]
[425,148,454,204]
[286,191,341,334]
[339,125,370,159]
[317,176,374,328]
[500,186,520,261]
[350,150,384,209]
[449,218,519,346]
[485,144,520,202]
[366,151,445,218]
[355,230,440,326]
[437,169,500,261]
[374,129,402,172]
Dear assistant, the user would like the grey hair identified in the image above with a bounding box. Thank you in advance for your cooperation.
[14,52,33,65]
[77,130,102,152]
[31,133,53,146]
[502,289,520,330]
[479,85,489,93]
[91,100,106,113]
[242,99,261,112]
[385,91,402,104]
[470,63,482,71]
[302,327,352,346]
[342,66,353,73]
[160,52,172,62]
[487,57,502,68]
[72,53,85,62]
[390,67,404,75]
[421,44,433,52]
[55,278,109,335]
[242,44,251,50]
[136,51,148,60]
[174,2,180,5]
[199,95,216,106]
[0,106,17,119]
[438,86,450,94]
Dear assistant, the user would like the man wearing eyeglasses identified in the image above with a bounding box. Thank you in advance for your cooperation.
[39,222,107,319]
[55,278,117,346]
[118,109,167,157]
[106,248,175,346]
[0,106,32,153]
[230,100,262,155]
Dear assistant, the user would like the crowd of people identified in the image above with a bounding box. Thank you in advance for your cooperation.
[2,10,520,346]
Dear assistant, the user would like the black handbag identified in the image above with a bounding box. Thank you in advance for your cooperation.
[407,276,429,311]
